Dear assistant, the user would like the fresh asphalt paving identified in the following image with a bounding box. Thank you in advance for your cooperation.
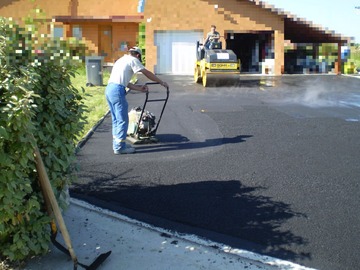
[71,74,360,270]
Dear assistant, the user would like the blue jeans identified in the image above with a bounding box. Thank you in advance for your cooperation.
[105,83,128,151]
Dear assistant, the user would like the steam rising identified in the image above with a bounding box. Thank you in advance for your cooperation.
[275,78,360,109]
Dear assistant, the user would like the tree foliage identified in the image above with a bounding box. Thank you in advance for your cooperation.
[0,14,87,262]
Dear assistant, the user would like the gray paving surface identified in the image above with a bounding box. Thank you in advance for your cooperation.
[71,75,360,270]
[26,199,284,270]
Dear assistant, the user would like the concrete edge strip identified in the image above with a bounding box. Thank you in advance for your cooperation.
[70,198,316,270]
[76,110,110,152]
[342,74,360,79]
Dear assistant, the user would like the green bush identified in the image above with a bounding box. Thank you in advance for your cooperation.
[138,23,146,65]
[0,14,86,262]
[350,44,360,70]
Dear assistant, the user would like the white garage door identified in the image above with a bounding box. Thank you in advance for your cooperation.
[154,31,203,75]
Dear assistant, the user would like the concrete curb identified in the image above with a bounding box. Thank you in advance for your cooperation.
[76,110,110,152]
[342,74,360,79]
[70,198,316,270]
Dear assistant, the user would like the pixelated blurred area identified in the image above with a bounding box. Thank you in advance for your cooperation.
[0,0,353,73]
[1,15,85,67]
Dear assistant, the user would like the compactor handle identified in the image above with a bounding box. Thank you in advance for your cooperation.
[145,82,160,85]
[145,81,169,94]
[137,81,169,136]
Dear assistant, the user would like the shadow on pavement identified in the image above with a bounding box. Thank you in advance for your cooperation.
[134,134,253,153]
[71,179,311,263]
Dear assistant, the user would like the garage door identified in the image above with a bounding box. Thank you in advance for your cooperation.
[154,31,203,75]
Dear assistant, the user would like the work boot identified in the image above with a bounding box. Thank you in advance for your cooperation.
[114,145,136,154]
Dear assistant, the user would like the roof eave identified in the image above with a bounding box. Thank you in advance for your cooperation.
[248,0,351,44]
[53,15,144,23]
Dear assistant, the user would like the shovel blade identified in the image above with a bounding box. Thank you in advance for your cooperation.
[78,251,112,270]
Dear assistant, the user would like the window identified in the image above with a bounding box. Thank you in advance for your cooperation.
[137,0,145,13]
[72,26,82,39]
[53,26,63,38]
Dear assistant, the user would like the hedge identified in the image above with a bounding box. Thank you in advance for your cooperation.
[0,14,86,262]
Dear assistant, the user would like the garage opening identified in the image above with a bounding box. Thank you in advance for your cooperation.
[154,30,203,75]
[226,31,273,74]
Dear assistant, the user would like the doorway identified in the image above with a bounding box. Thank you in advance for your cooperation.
[99,25,112,63]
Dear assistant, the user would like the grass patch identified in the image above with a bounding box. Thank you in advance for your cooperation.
[71,64,110,140]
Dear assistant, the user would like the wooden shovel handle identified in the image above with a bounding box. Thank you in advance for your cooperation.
[34,145,78,265]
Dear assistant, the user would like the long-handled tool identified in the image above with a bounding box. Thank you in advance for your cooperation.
[34,145,111,270]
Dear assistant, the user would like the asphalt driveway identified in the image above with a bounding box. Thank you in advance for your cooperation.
[71,75,360,270]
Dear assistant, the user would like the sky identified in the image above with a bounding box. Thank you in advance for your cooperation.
[265,0,360,44]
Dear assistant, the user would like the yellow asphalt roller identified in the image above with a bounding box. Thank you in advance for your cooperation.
[195,41,241,87]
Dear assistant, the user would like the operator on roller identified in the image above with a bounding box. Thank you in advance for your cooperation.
[204,25,220,49]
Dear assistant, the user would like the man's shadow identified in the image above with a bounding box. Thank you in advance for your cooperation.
[134,134,253,153]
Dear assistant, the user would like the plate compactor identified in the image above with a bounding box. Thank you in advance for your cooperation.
[126,82,169,144]
[194,39,241,87]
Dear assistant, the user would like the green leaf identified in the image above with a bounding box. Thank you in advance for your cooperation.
[0,126,9,139]
[0,152,11,166]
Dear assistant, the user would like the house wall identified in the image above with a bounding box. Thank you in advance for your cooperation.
[0,0,139,19]
[111,23,139,61]
[2,0,285,74]
[79,23,99,54]
[63,22,139,62]
[0,0,69,18]
[74,0,139,16]
[144,0,285,75]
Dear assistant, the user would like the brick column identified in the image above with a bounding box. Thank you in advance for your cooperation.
[274,30,284,75]
[145,29,156,73]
